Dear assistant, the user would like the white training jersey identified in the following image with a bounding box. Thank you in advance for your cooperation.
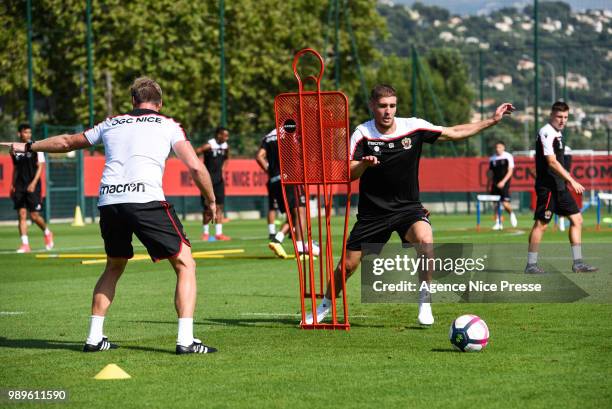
[489,151,515,168]
[84,108,187,206]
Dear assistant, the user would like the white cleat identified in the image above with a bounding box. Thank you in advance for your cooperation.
[417,302,434,325]
[302,299,331,325]
[296,240,321,257]
[492,223,503,231]
[510,213,518,228]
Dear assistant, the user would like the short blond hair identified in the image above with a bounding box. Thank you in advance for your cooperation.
[130,77,162,105]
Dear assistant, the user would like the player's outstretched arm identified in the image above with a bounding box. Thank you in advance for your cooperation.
[439,103,515,142]
[173,140,217,222]
[1,133,91,154]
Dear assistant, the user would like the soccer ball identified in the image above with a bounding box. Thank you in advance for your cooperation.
[449,314,489,352]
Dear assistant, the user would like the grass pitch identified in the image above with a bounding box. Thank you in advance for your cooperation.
[0,211,611,408]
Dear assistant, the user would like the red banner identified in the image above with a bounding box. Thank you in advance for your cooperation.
[0,155,46,198]
[1,155,610,198]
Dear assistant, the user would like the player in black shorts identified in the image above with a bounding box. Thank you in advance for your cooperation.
[4,78,219,354]
[10,124,54,253]
[487,141,518,230]
[305,84,515,325]
[196,127,230,241]
[525,102,597,274]
[255,128,316,258]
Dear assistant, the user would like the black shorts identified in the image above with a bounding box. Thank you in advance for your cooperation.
[534,187,580,223]
[201,181,225,207]
[12,189,43,212]
[346,206,431,251]
[490,184,511,202]
[99,201,190,261]
[268,181,306,214]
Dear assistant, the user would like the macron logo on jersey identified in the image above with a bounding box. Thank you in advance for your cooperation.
[100,183,145,196]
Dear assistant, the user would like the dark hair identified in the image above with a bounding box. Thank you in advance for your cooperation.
[370,84,397,102]
[551,101,569,113]
[215,126,228,136]
[18,123,31,132]
[495,140,505,147]
[130,77,162,105]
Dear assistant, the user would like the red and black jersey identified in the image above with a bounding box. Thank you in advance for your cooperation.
[535,123,566,191]
[11,150,45,191]
[350,118,442,218]
[260,129,280,181]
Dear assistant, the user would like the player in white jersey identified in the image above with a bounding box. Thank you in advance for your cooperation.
[196,127,230,241]
[3,77,219,354]
[487,141,518,229]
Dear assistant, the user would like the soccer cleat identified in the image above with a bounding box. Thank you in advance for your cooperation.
[215,234,231,241]
[510,213,518,228]
[268,241,288,259]
[296,240,321,257]
[417,302,434,325]
[572,261,598,273]
[83,336,119,352]
[44,231,54,250]
[176,338,218,355]
[492,223,503,231]
[201,233,209,241]
[16,244,31,253]
[524,263,547,274]
[268,233,276,241]
[302,300,331,325]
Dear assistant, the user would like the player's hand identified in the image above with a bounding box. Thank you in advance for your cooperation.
[27,183,36,193]
[492,103,516,123]
[570,180,585,195]
[362,155,380,167]
[204,202,217,224]
[496,181,505,189]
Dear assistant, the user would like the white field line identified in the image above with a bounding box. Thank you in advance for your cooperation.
[0,311,25,315]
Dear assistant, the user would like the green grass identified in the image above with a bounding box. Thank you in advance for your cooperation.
[0,211,611,408]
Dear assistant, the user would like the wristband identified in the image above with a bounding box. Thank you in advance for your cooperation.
[25,141,33,152]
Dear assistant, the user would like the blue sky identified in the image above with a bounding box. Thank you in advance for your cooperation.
[392,1,611,15]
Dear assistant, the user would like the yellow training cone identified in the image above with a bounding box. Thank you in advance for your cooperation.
[71,205,85,227]
[94,364,131,380]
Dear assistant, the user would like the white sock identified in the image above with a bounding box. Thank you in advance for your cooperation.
[274,232,285,243]
[419,287,431,304]
[177,317,194,346]
[86,315,105,345]
[571,244,582,262]
[268,224,276,235]
[21,235,29,245]
[44,228,51,235]
[203,224,209,234]
[215,224,223,235]
[528,252,538,265]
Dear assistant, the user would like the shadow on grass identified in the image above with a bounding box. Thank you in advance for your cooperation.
[430,348,457,353]
[131,318,385,329]
[0,336,82,352]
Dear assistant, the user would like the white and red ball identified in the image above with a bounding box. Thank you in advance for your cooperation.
[449,314,489,352]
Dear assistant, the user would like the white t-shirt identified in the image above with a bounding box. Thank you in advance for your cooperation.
[84,109,187,206]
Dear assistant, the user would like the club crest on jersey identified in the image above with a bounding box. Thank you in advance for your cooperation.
[401,137,412,150]
[544,210,552,219]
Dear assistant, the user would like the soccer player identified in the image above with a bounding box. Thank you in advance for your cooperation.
[196,127,230,241]
[525,102,597,274]
[255,128,317,258]
[305,84,515,325]
[10,123,54,253]
[4,77,218,354]
[488,141,518,230]
[255,129,281,241]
